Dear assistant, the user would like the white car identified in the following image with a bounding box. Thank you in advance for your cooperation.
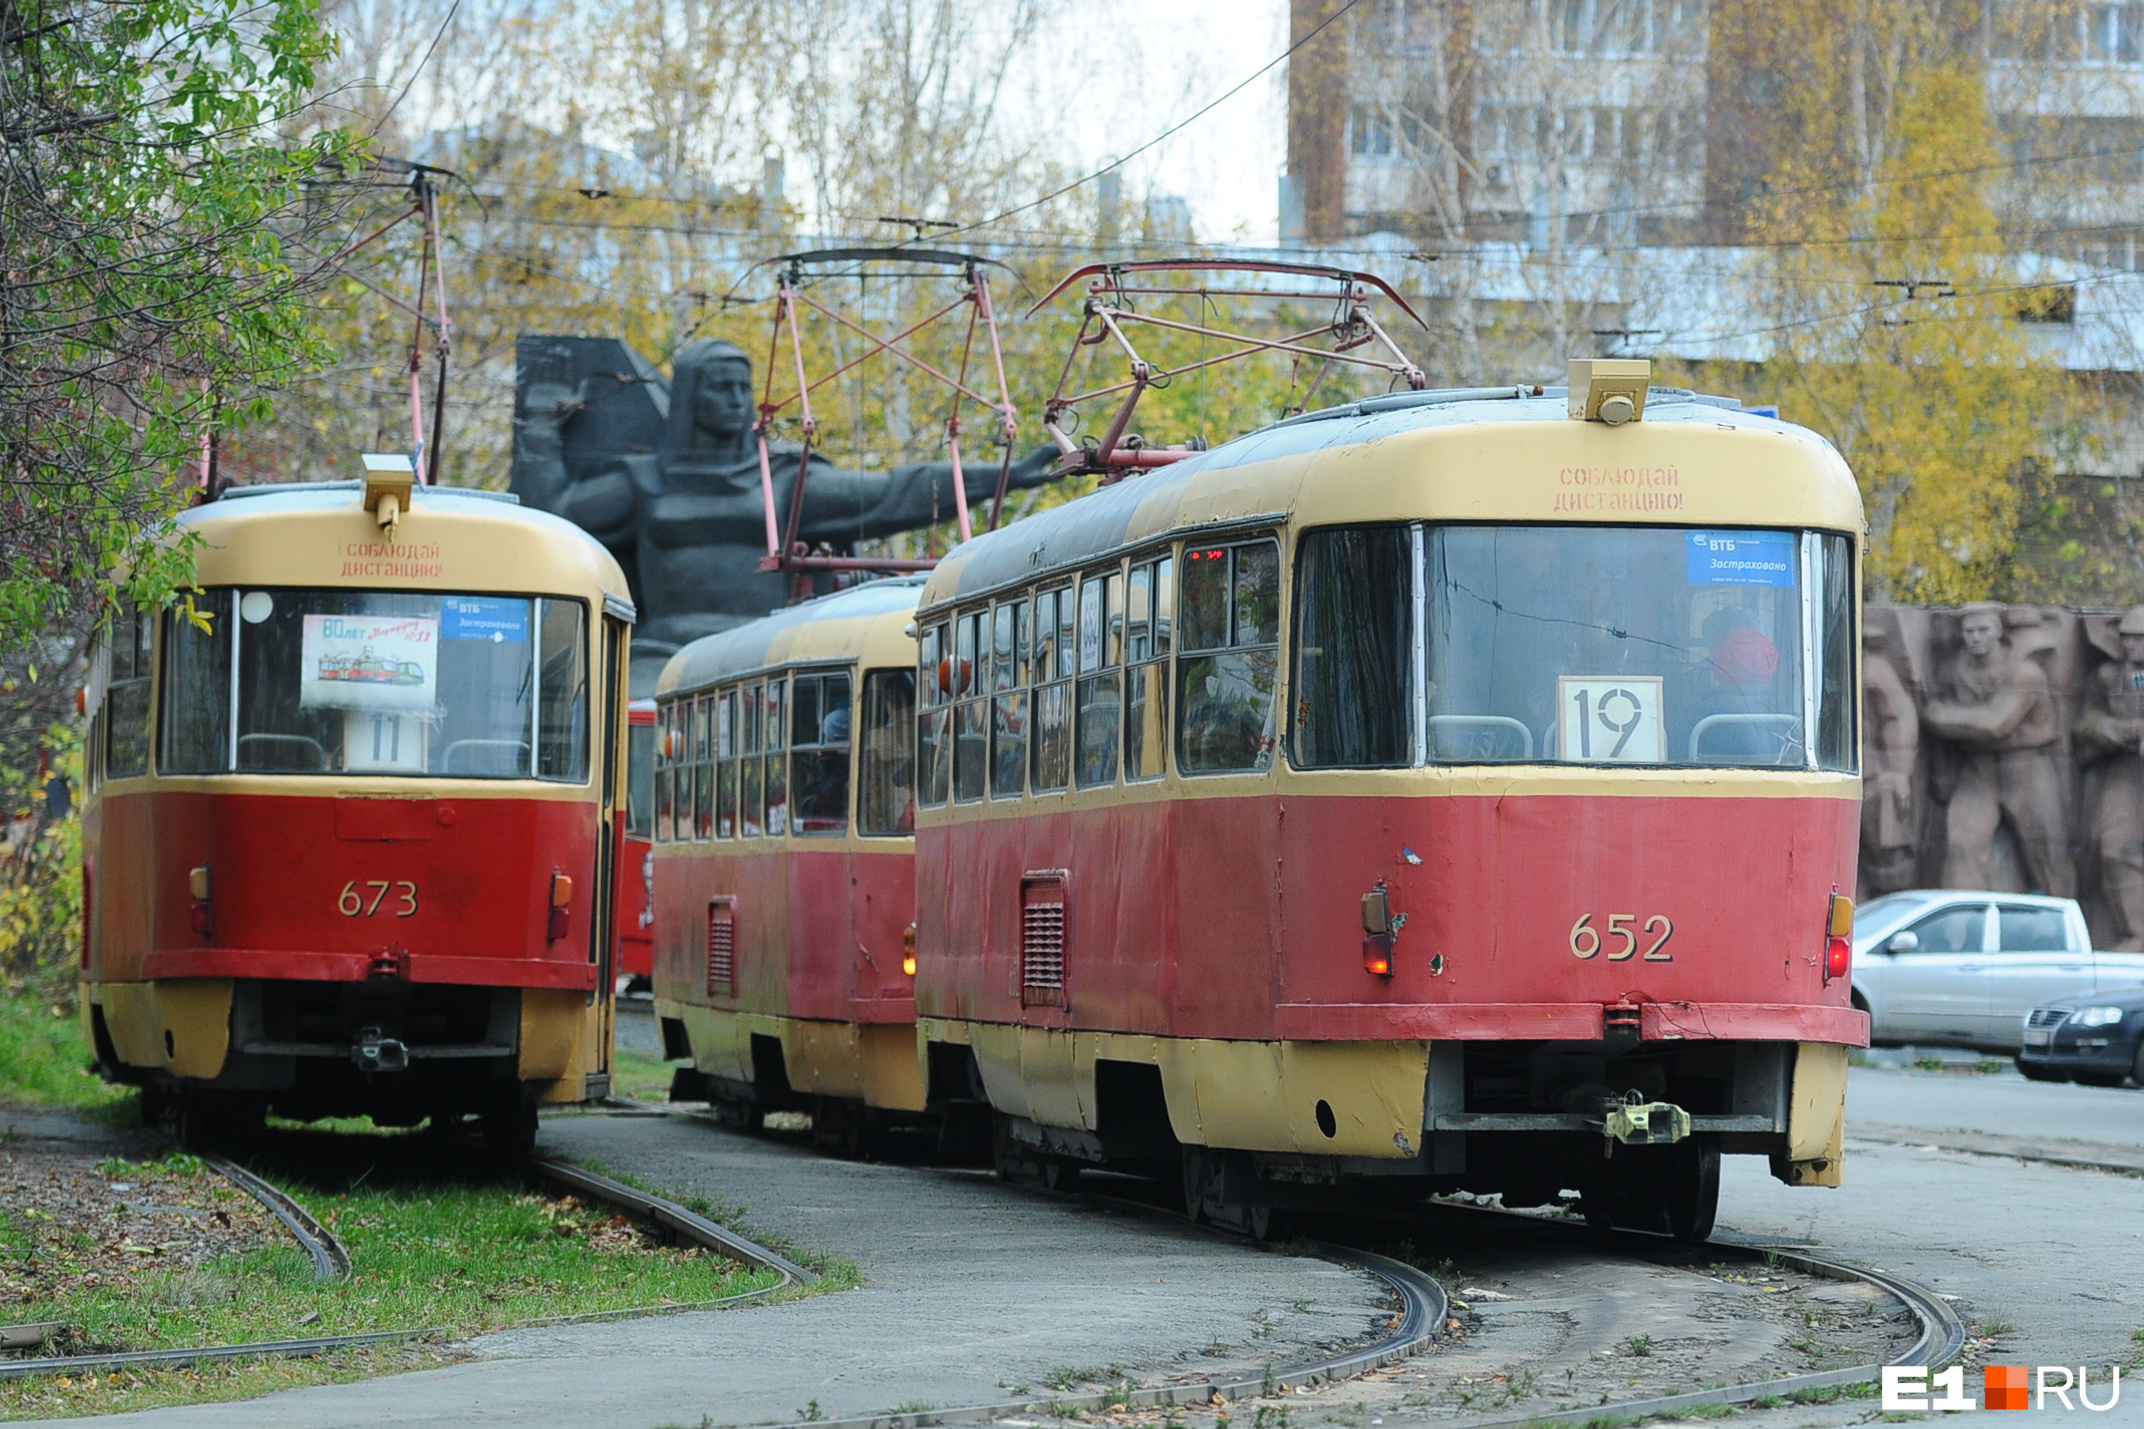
[1851,890,2144,1051]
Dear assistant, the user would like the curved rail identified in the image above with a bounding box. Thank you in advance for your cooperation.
[777,1244,1447,1429]
[0,1155,807,1381]
[203,1154,350,1282]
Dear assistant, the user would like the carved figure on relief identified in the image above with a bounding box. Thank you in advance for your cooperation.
[2076,605,2144,948]
[1860,619,1920,895]
[1919,604,2075,896]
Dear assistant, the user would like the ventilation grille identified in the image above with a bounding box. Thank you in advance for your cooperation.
[1020,872,1066,1008]
[707,901,735,996]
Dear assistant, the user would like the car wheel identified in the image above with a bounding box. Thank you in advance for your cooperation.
[2016,1058,2070,1083]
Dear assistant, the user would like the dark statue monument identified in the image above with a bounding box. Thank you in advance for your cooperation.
[512,335,1058,692]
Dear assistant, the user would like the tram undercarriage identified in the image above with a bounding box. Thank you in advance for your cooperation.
[928,1032,1846,1242]
[87,978,607,1149]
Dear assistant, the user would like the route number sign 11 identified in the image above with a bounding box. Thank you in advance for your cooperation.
[1557,676,1664,763]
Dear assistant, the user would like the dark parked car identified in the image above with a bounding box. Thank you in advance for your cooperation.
[2016,987,2144,1087]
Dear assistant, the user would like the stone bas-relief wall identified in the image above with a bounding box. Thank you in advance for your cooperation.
[1863,603,2144,949]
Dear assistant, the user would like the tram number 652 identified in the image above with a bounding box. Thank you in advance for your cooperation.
[1569,912,1673,961]
[339,880,418,918]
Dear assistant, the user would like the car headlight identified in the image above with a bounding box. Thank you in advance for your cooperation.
[2073,1006,2128,1028]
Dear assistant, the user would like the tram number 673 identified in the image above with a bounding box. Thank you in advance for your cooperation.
[1569,912,1672,961]
[339,880,418,918]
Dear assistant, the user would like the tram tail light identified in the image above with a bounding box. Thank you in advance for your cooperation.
[1361,886,1394,980]
[1824,893,1853,984]
[548,873,573,943]
[188,865,212,937]
[902,923,917,978]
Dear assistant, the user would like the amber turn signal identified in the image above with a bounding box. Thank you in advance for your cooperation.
[1823,892,1853,984]
[547,873,573,944]
[188,865,212,937]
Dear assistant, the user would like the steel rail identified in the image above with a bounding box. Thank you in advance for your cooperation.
[0,1155,808,1381]
[201,1153,350,1282]
[771,1244,1448,1429]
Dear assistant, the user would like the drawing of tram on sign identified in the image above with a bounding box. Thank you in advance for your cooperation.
[910,332,1866,1238]
[80,462,633,1152]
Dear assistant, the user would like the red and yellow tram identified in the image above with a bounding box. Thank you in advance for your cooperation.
[649,579,925,1144]
[908,362,1866,1236]
[81,466,632,1150]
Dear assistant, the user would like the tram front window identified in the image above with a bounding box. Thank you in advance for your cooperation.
[162,588,589,780]
[1423,526,1853,770]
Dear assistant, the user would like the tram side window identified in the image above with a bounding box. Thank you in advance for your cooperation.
[690,693,712,839]
[713,688,735,838]
[991,599,1028,798]
[917,622,950,807]
[792,671,852,834]
[536,600,589,782]
[105,599,154,780]
[740,681,765,837]
[1177,540,1281,774]
[160,594,234,775]
[1030,587,1075,792]
[859,669,918,835]
[1075,568,1123,787]
[765,676,789,835]
[1292,527,1412,768]
[1815,533,1856,772]
[1124,555,1172,780]
[654,701,676,842]
[953,609,989,802]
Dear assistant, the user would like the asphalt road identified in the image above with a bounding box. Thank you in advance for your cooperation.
[1847,1061,2144,1153]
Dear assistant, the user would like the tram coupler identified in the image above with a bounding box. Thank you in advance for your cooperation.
[1603,1100,1691,1146]
[352,1029,409,1074]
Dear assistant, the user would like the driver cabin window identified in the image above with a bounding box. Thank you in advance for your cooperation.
[1902,905,1988,953]
[1997,905,2070,953]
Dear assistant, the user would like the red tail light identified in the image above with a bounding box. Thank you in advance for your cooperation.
[1824,892,1854,985]
[1362,938,1391,978]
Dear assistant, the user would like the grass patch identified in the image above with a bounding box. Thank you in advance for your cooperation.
[0,993,126,1112]
[613,1045,677,1102]
[0,1129,813,1419]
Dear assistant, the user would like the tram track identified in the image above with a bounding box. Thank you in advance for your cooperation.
[0,1150,805,1382]
[608,1102,1964,1429]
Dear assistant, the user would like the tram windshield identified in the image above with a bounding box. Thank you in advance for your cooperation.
[1292,524,1854,770]
[159,588,588,781]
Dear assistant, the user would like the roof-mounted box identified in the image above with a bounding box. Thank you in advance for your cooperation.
[361,453,416,537]
[1568,358,1650,426]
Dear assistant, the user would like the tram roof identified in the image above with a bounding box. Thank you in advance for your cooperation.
[657,577,925,697]
[172,480,632,611]
[920,386,1862,611]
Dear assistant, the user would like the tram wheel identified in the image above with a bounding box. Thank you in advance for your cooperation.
[170,1091,264,1154]
[1663,1136,1720,1243]
[1040,1157,1081,1192]
[481,1084,539,1157]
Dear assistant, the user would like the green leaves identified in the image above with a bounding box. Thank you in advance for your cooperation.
[1,0,354,650]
